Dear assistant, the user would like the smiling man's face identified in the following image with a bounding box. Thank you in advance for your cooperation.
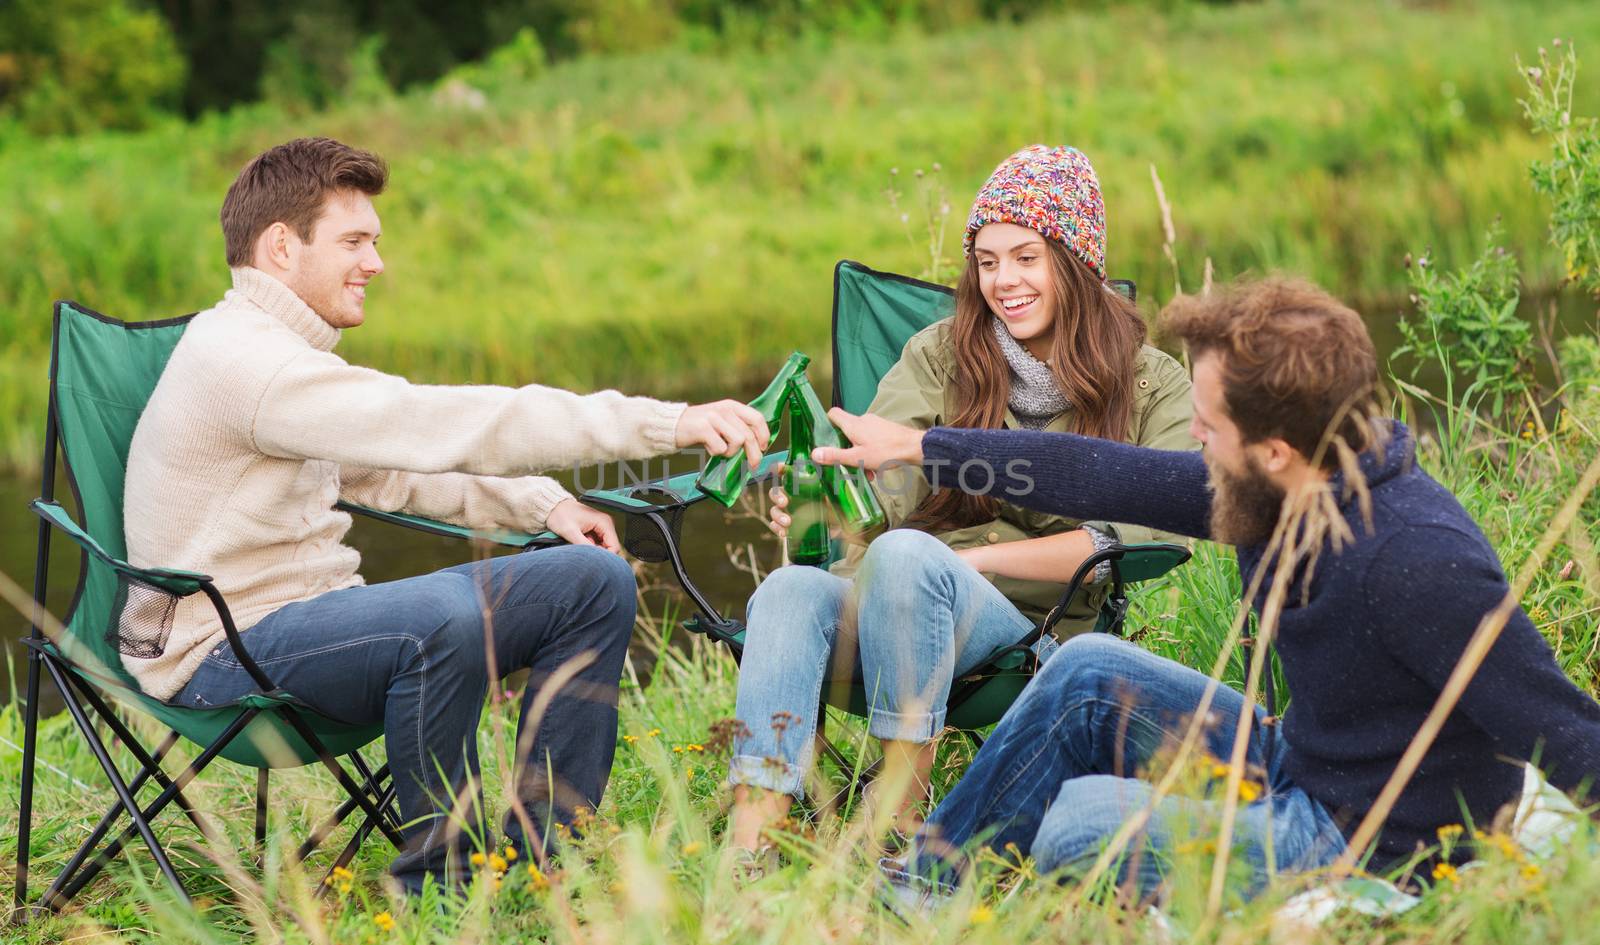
[281,189,384,329]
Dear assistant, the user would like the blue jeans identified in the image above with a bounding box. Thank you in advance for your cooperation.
[172,545,636,893]
[729,529,1052,796]
[910,633,1347,899]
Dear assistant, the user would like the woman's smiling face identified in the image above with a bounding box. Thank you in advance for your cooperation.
[973,222,1056,357]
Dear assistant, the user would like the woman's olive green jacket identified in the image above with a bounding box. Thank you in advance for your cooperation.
[827,318,1198,637]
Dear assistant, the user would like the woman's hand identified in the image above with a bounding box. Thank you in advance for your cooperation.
[810,409,926,472]
[545,498,622,554]
[766,482,791,538]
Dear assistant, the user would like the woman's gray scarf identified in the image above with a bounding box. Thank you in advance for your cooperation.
[991,317,1069,429]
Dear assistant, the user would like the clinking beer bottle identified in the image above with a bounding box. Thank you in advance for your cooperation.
[696,352,810,507]
[783,396,831,565]
[787,374,886,537]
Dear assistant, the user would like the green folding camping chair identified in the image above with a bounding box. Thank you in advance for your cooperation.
[581,260,1192,794]
[13,301,564,917]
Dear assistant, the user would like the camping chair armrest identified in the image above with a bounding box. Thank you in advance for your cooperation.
[1034,540,1193,642]
[31,499,281,690]
[30,499,210,597]
[577,450,788,641]
[578,450,788,515]
[335,501,564,550]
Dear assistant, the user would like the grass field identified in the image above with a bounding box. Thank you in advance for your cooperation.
[1,0,1597,471]
[3,368,1598,942]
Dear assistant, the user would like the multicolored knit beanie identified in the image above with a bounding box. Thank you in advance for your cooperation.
[963,144,1106,281]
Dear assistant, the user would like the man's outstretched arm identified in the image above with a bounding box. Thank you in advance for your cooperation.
[812,409,1216,541]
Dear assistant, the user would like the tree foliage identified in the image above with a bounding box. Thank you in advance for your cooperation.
[0,0,186,135]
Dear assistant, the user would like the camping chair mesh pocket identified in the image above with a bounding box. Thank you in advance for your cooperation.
[109,574,179,660]
[620,487,688,563]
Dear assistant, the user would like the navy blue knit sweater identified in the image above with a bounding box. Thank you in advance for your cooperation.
[921,420,1600,868]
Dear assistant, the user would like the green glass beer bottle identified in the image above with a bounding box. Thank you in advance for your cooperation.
[787,374,886,537]
[782,396,832,566]
[696,352,810,507]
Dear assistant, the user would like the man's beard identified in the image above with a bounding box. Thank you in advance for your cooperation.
[1207,452,1286,546]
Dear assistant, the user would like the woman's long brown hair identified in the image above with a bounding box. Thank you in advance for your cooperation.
[904,240,1148,532]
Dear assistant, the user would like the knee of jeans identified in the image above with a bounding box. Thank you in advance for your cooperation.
[747,565,841,625]
[561,544,639,608]
[858,528,952,592]
[1038,632,1127,694]
[1033,775,1153,875]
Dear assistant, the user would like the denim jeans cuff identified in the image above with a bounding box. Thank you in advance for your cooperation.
[728,753,805,798]
[866,705,945,743]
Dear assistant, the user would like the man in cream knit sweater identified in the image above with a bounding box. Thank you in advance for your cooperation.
[124,137,769,894]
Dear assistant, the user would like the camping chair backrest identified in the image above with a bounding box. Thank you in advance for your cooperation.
[830,262,954,414]
[46,302,194,689]
[828,261,1135,412]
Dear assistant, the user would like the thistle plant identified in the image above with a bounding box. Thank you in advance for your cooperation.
[884,163,955,284]
[1521,39,1600,297]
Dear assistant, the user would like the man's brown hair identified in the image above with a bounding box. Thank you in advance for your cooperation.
[220,137,388,267]
[1163,277,1379,467]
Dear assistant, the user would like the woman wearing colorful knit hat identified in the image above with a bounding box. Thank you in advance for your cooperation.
[724,145,1197,866]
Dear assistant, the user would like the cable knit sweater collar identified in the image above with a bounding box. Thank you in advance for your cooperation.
[227,267,341,352]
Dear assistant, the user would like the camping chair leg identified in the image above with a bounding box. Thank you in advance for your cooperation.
[256,769,269,854]
[297,763,399,863]
[277,710,407,850]
[66,676,213,839]
[42,659,191,907]
[314,781,399,900]
[346,752,402,833]
[16,421,57,922]
[46,730,185,908]
[813,717,880,815]
[44,699,259,910]
[821,754,882,817]
[12,638,44,920]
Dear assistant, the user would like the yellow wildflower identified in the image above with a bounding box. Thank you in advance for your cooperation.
[1491,834,1521,860]
[682,841,704,856]
[687,744,705,752]
[623,734,638,744]
[1522,862,1541,879]
[647,728,662,738]
[1432,862,1460,886]
[504,845,518,862]
[470,851,487,868]
[673,745,685,753]
[331,866,355,880]
[1437,824,1464,842]
[488,853,508,874]
[373,911,395,932]
[968,905,995,924]
[686,766,696,782]
[1210,762,1230,780]
[1237,780,1262,803]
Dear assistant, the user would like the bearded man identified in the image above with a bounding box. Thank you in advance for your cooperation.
[812,277,1600,897]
